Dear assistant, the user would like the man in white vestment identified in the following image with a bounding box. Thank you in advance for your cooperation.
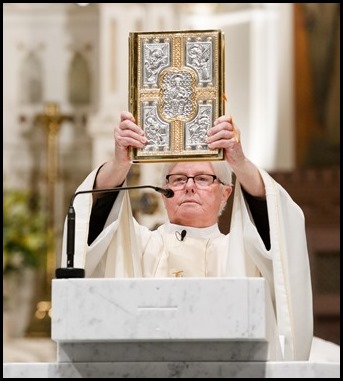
[62,112,313,361]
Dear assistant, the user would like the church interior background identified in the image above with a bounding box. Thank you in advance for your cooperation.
[3,3,339,362]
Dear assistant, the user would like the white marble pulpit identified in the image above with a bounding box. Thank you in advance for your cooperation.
[4,278,340,378]
[52,278,271,363]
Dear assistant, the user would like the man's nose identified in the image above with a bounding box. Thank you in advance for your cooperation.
[184,177,196,189]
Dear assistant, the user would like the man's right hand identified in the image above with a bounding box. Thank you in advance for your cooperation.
[94,112,147,190]
[114,111,147,166]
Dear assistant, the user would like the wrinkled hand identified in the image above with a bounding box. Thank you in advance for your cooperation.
[206,115,245,168]
[114,111,147,165]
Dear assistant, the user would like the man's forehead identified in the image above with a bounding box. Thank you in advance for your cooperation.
[169,162,214,174]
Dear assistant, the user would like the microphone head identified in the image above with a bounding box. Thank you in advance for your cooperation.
[164,188,174,198]
[152,186,174,198]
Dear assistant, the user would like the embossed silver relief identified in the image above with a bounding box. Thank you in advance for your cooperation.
[142,105,170,152]
[160,71,196,121]
[143,43,170,86]
[185,105,213,150]
[186,41,213,84]
[130,30,224,162]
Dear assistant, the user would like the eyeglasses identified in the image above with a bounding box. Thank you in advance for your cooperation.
[166,174,222,189]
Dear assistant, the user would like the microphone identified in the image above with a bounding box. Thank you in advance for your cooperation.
[175,229,187,241]
[55,184,174,279]
[180,230,187,241]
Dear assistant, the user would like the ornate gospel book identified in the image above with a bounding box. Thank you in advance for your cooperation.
[128,29,225,163]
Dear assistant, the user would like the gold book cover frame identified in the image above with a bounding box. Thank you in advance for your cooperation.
[128,29,225,163]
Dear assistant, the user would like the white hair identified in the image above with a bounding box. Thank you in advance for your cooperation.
[161,161,232,186]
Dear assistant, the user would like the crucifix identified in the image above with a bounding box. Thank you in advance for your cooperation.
[31,102,73,333]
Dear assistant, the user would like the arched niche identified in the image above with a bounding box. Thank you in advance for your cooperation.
[68,52,91,105]
[19,51,43,105]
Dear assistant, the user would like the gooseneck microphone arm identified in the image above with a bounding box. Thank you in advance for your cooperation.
[70,185,174,205]
[56,185,174,279]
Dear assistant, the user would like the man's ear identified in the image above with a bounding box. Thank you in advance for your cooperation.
[222,185,232,203]
[219,185,233,217]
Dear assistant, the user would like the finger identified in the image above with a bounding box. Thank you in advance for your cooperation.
[116,123,146,140]
[211,118,240,143]
[206,138,236,151]
[116,120,147,146]
[120,111,135,122]
[206,128,230,142]
[207,121,233,138]
[209,120,233,136]
[206,128,240,147]
[231,121,240,143]
[115,132,147,148]
[213,115,233,125]
[119,118,145,136]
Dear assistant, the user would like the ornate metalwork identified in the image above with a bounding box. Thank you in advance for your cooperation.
[129,30,225,163]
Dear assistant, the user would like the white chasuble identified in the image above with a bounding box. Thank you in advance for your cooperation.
[152,224,229,278]
[61,166,313,362]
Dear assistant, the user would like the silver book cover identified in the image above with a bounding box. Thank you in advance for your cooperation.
[129,29,225,163]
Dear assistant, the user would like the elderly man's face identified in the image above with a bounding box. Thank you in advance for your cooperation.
[162,162,232,228]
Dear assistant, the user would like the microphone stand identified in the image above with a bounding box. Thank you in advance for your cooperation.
[55,185,174,279]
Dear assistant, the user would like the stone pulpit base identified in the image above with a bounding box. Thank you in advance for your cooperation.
[3,278,340,378]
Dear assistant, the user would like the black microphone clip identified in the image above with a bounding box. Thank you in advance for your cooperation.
[181,230,187,241]
[176,230,187,241]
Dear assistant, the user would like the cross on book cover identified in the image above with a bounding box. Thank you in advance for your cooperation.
[128,29,225,163]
